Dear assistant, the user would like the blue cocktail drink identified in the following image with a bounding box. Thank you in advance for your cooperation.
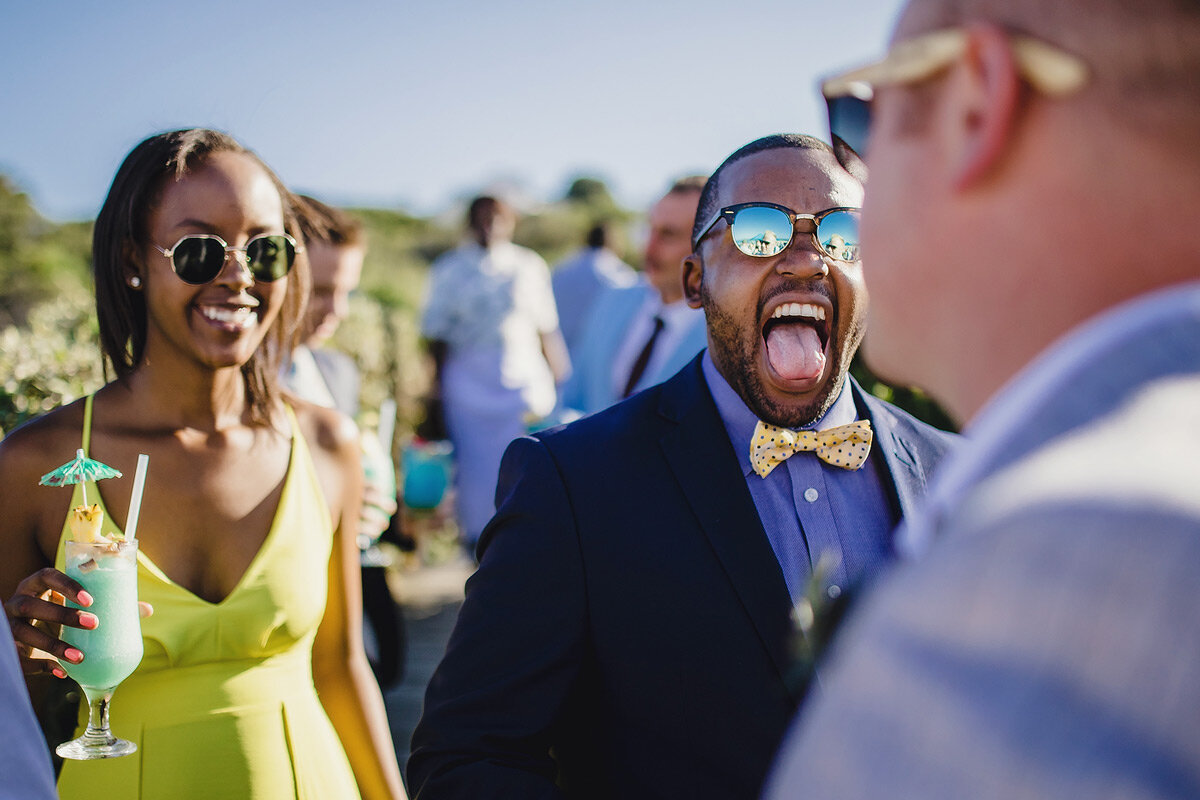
[57,537,143,760]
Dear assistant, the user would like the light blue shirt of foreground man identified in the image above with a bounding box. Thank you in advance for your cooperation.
[0,615,57,799]
[766,1,1200,798]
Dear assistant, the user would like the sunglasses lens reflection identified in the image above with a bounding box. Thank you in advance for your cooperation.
[817,210,861,261]
[731,206,792,256]
[172,237,226,284]
[246,235,295,281]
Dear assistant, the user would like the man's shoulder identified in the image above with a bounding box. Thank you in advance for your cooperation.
[310,347,357,374]
[855,383,959,452]
[539,361,704,453]
[541,382,668,450]
[428,245,478,282]
[551,248,592,273]
[594,250,638,287]
[431,242,469,264]
[957,372,1200,535]
[503,241,549,269]
[594,281,652,312]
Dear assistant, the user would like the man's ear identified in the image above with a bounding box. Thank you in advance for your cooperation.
[949,23,1020,189]
[682,253,704,309]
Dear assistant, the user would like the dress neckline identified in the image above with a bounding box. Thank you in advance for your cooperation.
[73,394,301,607]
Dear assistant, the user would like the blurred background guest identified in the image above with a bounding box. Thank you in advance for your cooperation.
[551,220,637,362]
[420,196,569,553]
[561,176,708,416]
[285,194,406,689]
[287,195,367,415]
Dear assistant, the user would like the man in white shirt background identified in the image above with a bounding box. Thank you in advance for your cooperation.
[421,196,570,552]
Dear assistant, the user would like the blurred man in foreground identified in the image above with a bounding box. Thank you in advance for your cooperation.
[768,2,1200,798]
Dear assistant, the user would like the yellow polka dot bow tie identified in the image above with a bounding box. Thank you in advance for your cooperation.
[750,419,874,477]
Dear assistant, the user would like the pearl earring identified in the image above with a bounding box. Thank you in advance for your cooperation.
[129,276,142,289]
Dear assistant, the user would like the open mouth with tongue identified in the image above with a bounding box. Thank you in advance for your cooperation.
[762,301,831,388]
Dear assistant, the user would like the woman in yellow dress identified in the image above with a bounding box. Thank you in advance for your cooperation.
[0,129,407,799]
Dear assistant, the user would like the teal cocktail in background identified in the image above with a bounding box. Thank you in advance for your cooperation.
[57,538,143,760]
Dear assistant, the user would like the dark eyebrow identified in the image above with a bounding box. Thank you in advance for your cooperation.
[168,219,281,237]
[174,218,215,229]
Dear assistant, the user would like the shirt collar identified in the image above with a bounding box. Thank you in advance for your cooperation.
[701,350,856,477]
[641,292,701,329]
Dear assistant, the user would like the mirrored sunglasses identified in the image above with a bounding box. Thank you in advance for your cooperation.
[820,27,1089,167]
[693,204,861,262]
[154,233,300,285]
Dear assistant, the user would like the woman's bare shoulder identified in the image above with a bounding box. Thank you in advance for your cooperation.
[287,398,359,461]
[0,399,89,482]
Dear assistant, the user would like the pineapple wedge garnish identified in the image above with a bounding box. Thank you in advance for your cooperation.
[69,504,105,543]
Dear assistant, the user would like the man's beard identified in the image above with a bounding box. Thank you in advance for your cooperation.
[700,281,848,428]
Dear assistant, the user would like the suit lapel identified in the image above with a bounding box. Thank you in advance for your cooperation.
[854,383,928,522]
[657,359,798,697]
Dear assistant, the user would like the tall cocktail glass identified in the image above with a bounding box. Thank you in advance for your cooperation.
[56,538,144,760]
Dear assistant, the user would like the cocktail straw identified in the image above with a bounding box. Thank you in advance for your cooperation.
[124,454,149,543]
[377,398,397,453]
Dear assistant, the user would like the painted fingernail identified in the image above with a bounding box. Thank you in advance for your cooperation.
[52,667,66,679]
[76,591,94,607]
[78,613,99,629]
[64,648,83,663]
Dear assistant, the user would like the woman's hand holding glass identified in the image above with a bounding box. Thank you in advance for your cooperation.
[4,568,152,679]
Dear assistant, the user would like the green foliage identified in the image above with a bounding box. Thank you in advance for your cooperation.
[514,204,600,266]
[563,176,616,210]
[0,285,103,436]
[0,178,93,326]
[350,207,456,313]
[851,355,957,433]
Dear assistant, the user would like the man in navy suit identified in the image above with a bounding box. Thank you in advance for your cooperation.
[408,134,957,799]
[766,2,1200,798]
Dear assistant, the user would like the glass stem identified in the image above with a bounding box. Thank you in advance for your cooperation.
[82,689,116,742]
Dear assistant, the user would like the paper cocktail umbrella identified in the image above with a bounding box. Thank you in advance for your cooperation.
[39,448,124,507]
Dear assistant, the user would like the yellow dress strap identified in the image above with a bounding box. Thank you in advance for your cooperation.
[282,401,298,432]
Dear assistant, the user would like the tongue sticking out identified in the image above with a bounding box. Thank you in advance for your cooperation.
[765,323,826,381]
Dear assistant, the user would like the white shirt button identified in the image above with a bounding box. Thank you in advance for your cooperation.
[804,487,819,503]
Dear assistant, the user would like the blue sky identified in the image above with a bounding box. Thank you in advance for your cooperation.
[1,0,903,222]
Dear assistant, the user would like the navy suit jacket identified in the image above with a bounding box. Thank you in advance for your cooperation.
[409,355,957,799]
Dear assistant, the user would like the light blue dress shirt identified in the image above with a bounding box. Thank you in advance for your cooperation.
[702,352,897,601]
